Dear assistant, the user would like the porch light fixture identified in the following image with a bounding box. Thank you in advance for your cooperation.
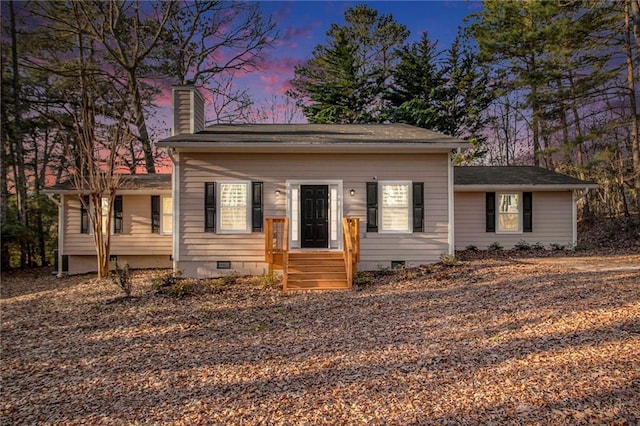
[349,189,356,196]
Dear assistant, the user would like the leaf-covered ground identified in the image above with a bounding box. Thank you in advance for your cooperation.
[2,255,639,425]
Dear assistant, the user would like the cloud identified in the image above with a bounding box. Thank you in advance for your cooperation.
[260,75,279,85]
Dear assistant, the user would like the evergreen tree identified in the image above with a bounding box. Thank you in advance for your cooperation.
[290,5,408,123]
[385,32,495,161]
[385,32,444,129]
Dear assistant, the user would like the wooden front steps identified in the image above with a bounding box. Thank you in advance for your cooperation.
[286,251,349,290]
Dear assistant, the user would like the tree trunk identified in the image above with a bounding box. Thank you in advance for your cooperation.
[624,0,640,213]
[129,75,156,174]
[9,0,29,268]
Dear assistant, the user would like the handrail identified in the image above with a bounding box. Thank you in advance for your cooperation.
[265,217,288,288]
[342,217,360,287]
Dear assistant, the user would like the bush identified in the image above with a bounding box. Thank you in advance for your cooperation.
[439,253,460,266]
[549,243,566,251]
[465,245,478,251]
[151,272,192,297]
[353,271,374,287]
[488,241,503,251]
[258,274,281,290]
[110,261,132,297]
[514,240,531,251]
[531,242,545,250]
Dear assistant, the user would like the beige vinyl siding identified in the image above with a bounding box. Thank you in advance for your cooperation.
[454,191,574,250]
[63,194,172,256]
[177,153,450,276]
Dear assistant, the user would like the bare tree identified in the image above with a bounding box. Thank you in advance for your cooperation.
[159,1,277,86]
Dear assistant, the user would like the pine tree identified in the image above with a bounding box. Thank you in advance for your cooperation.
[290,5,408,123]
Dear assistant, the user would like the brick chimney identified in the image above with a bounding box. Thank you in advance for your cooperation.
[171,84,205,135]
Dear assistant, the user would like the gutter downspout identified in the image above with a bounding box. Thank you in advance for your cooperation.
[448,149,463,255]
[167,148,179,274]
[47,193,64,278]
[572,188,591,248]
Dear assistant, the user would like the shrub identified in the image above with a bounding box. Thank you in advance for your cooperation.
[439,253,460,266]
[219,273,238,286]
[110,261,132,297]
[259,274,281,290]
[514,240,531,251]
[151,272,193,297]
[531,242,545,250]
[465,245,478,251]
[549,243,566,251]
[488,241,503,251]
[353,271,374,287]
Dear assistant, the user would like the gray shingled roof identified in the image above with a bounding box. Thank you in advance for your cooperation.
[45,174,171,193]
[159,123,468,147]
[454,166,596,188]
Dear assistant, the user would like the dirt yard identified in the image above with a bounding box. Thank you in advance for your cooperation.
[1,254,639,425]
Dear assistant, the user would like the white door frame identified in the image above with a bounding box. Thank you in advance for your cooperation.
[286,179,343,250]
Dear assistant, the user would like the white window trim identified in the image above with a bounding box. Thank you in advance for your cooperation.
[216,181,252,234]
[379,180,413,234]
[496,192,523,234]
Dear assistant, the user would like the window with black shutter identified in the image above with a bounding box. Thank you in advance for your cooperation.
[252,182,263,232]
[413,182,424,232]
[113,195,123,234]
[80,196,89,234]
[523,192,533,232]
[204,182,216,232]
[366,182,378,232]
[486,192,496,233]
[151,195,160,233]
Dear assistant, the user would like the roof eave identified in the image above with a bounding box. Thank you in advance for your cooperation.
[42,188,172,195]
[158,142,468,154]
[454,184,599,192]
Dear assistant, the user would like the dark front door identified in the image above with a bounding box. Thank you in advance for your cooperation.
[301,185,329,248]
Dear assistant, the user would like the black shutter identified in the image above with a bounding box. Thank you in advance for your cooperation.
[413,182,424,232]
[204,182,216,232]
[113,195,123,234]
[366,182,378,232]
[523,192,533,232]
[151,195,160,233]
[80,196,89,234]
[252,182,263,232]
[486,192,496,233]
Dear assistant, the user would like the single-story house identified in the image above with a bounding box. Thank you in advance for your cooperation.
[46,85,596,290]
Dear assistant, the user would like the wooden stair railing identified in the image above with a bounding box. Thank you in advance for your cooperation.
[266,217,360,291]
[265,218,288,288]
[342,217,360,287]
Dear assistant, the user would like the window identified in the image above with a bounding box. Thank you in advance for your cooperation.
[80,196,122,234]
[497,193,520,233]
[380,181,412,233]
[487,192,532,233]
[205,181,263,234]
[367,181,423,233]
[162,196,173,234]
[151,195,172,234]
[218,182,250,233]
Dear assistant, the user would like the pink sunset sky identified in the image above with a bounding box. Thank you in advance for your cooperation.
[152,1,482,137]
